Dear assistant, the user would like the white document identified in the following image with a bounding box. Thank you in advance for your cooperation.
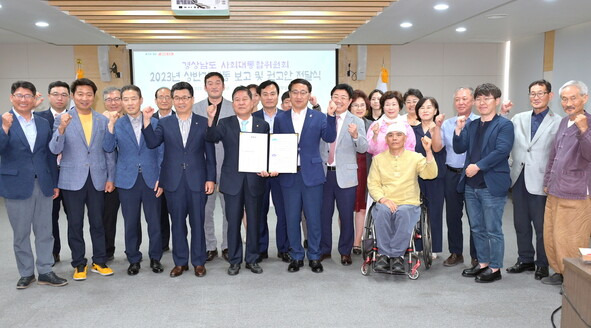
[238,132,269,173]
[268,133,298,173]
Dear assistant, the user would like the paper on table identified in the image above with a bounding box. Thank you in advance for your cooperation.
[269,133,298,173]
[238,132,268,173]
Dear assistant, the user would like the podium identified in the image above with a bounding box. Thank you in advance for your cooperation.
[562,257,591,328]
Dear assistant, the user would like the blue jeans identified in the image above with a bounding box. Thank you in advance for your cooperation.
[464,185,506,269]
[372,203,420,258]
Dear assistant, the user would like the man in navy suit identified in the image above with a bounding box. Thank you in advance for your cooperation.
[453,83,514,283]
[103,85,164,276]
[1,81,67,288]
[142,81,216,278]
[35,81,70,264]
[252,80,290,263]
[206,86,271,275]
[273,78,337,273]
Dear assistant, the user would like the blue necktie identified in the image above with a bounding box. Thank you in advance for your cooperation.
[241,120,248,132]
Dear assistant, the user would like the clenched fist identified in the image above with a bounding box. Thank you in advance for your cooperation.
[455,115,467,135]
[58,113,72,135]
[421,136,432,152]
[327,100,337,116]
[2,112,13,134]
[142,106,155,127]
[347,123,358,139]
[435,113,445,127]
[574,113,588,133]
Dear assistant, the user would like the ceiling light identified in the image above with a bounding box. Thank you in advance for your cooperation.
[0,4,3,9]
[455,27,467,32]
[487,14,507,20]
[35,21,49,27]
[434,4,449,11]
[400,22,412,28]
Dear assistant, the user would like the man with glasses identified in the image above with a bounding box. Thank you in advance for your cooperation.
[49,78,116,281]
[506,80,560,281]
[273,78,337,273]
[143,81,216,278]
[193,72,233,262]
[1,81,67,289]
[35,81,70,264]
[101,87,123,261]
[453,83,514,283]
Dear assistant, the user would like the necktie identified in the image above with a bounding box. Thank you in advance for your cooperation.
[241,120,248,132]
[328,116,340,165]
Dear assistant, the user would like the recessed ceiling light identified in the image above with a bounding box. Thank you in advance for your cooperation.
[0,4,3,9]
[456,27,467,32]
[35,21,49,27]
[487,14,507,20]
[400,22,413,28]
[434,4,449,11]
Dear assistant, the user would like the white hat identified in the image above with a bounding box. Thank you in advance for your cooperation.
[385,123,407,135]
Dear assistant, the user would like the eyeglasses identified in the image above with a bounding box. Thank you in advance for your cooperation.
[50,92,69,98]
[157,95,171,100]
[528,92,548,98]
[12,93,35,100]
[331,95,349,101]
[474,97,495,103]
[290,90,309,97]
[173,96,193,102]
[351,103,366,108]
[105,97,121,103]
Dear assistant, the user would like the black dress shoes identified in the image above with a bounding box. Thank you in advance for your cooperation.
[127,262,141,275]
[309,260,323,273]
[257,251,269,263]
[506,261,535,273]
[541,273,563,285]
[462,264,488,277]
[228,263,240,276]
[278,252,292,263]
[16,275,36,289]
[352,246,362,255]
[288,260,304,272]
[222,248,229,262]
[341,255,352,266]
[246,262,263,274]
[475,267,502,283]
[38,272,67,287]
[170,265,189,277]
[150,259,164,273]
[206,249,218,262]
[535,266,549,280]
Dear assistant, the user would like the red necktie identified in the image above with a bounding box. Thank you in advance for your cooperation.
[328,116,339,165]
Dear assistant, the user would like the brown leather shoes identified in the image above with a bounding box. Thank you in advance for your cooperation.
[340,255,352,266]
[443,253,464,267]
[169,265,188,277]
[194,265,206,277]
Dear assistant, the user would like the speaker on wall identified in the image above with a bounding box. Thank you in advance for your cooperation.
[98,46,112,82]
[357,45,367,81]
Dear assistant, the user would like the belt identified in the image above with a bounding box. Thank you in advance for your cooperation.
[327,166,337,171]
[297,166,301,172]
[446,165,462,173]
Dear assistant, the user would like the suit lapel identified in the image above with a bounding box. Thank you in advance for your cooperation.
[70,109,88,149]
[122,116,140,150]
[300,108,313,138]
[185,113,200,149]
[336,112,352,145]
[9,111,33,153]
[481,117,500,152]
[252,117,265,133]
[530,111,552,145]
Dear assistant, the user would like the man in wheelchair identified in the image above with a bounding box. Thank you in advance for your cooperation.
[367,123,437,273]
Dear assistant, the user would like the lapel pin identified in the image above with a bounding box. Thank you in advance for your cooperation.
[309,114,312,118]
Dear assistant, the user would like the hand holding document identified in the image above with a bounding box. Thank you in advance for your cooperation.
[238,133,298,173]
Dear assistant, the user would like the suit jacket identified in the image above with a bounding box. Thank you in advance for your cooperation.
[154,110,175,119]
[49,108,115,191]
[273,108,337,187]
[0,110,57,199]
[142,113,216,192]
[193,98,233,181]
[205,115,269,196]
[103,115,163,189]
[453,115,514,197]
[35,109,56,130]
[320,111,368,188]
[510,109,561,195]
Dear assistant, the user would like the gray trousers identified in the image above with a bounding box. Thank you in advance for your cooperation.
[204,189,228,251]
[5,180,54,277]
[372,203,420,257]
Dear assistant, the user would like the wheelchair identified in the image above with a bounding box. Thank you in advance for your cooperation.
[360,196,431,280]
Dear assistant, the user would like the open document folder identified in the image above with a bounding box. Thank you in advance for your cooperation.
[238,132,298,173]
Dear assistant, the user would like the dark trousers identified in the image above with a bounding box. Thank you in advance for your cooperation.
[103,188,120,257]
[160,193,171,250]
[512,170,548,266]
[118,174,163,264]
[51,192,67,255]
[165,174,207,267]
[320,170,356,256]
[417,177,445,253]
[258,177,289,254]
[224,177,261,265]
[444,167,476,259]
[61,174,107,267]
[282,172,323,261]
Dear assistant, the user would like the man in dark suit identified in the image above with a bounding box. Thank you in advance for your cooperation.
[103,84,164,276]
[252,80,290,263]
[273,78,337,273]
[453,83,514,283]
[205,86,271,275]
[142,81,216,278]
[1,81,67,289]
[34,80,70,264]
[153,86,175,252]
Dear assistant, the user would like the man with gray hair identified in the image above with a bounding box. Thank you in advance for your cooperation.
[102,86,123,261]
[542,80,591,286]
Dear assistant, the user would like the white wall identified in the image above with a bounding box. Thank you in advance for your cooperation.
[551,21,591,111]
[0,43,74,113]
[507,33,545,116]
[390,42,504,118]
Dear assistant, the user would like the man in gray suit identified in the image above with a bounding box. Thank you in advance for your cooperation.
[49,78,116,281]
[192,72,233,261]
[319,84,368,265]
[507,79,561,280]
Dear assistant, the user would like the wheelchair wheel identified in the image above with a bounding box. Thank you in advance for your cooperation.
[361,259,371,276]
[361,203,376,260]
[420,203,433,270]
[407,253,420,280]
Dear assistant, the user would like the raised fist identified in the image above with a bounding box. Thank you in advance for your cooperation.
[435,113,445,127]
[327,100,337,116]
[58,113,72,134]
[421,136,432,151]
[574,113,588,133]
[2,112,13,133]
[206,104,216,120]
[347,123,358,138]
